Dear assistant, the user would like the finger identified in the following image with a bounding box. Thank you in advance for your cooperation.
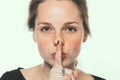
[73,70,79,79]
[65,69,78,80]
[54,40,63,67]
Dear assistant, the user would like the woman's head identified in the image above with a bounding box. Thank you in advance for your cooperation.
[28,0,90,36]
[28,0,90,68]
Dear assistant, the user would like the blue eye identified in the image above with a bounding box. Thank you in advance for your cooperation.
[41,26,50,31]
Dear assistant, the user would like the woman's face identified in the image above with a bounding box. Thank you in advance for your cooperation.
[34,1,87,67]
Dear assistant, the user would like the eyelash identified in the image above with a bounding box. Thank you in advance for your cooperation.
[40,26,51,31]
[65,26,77,32]
[40,26,77,32]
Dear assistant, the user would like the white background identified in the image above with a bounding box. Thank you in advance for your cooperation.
[0,0,120,80]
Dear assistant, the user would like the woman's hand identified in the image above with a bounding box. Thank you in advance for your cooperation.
[49,41,79,80]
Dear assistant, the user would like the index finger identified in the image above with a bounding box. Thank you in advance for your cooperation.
[54,41,63,67]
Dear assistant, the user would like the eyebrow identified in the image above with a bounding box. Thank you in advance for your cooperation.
[37,22,52,25]
[37,21,80,26]
[64,22,80,25]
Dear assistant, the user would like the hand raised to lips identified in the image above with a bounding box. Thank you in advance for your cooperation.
[49,40,79,80]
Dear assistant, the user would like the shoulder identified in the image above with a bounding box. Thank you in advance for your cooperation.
[78,70,106,80]
[0,68,25,80]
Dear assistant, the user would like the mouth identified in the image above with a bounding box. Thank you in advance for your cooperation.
[51,52,66,59]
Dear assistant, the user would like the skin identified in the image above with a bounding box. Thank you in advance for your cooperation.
[34,0,86,68]
[21,0,94,80]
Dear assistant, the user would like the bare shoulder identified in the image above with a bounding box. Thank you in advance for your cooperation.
[20,65,41,80]
[77,70,94,80]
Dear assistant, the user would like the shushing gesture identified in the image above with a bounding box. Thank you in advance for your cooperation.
[49,41,79,80]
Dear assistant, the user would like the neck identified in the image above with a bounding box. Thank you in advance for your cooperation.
[41,60,76,73]
[66,61,76,70]
[41,61,52,75]
[39,61,76,80]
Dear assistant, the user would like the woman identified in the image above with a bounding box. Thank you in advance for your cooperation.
[1,0,105,80]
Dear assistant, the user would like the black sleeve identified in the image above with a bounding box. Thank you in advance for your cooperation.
[0,69,25,80]
[92,75,106,80]
[0,71,17,80]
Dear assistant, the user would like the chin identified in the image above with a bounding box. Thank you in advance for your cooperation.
[62,61,75,69]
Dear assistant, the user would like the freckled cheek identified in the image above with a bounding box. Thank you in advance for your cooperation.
[37,37,52,55]
[66,38,82,55]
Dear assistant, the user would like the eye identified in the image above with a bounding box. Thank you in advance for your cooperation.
[66,26,77,32]
[40,26,51,32]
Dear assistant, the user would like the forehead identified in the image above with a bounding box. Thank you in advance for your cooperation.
[37,0,81,16]
[35,0,82,24]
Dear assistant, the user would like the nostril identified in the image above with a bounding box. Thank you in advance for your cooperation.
[54,39,64,46]
[57,40,59,45]
[54,40,59,46]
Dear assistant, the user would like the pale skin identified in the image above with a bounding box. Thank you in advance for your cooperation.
[21,0,94,80]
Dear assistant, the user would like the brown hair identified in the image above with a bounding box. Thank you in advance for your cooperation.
[28,0,91,35]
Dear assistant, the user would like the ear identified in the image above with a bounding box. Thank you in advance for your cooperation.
[83,33,88,42]
[33,32,37,42]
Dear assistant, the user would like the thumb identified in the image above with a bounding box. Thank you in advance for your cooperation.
[73,70,79,79]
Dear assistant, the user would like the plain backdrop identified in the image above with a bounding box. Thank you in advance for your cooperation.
[0,0,120,80]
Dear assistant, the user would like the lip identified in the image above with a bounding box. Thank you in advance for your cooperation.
[51,52,66,58]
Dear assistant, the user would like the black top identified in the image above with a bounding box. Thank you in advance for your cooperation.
[0,68,106,80]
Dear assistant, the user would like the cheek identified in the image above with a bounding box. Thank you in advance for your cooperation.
[36,36,52,57]
[66,36,83,55]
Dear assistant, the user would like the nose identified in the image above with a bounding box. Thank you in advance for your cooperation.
[54,32,65,46]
